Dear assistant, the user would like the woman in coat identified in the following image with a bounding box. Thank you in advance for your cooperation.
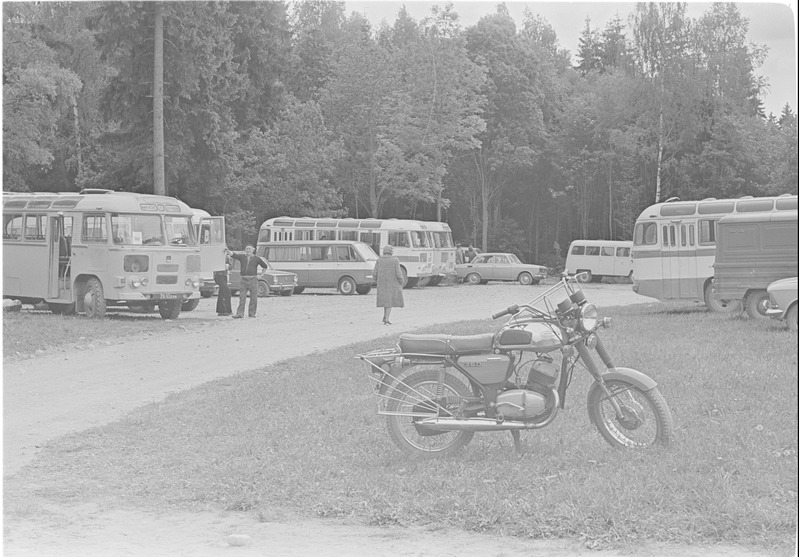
[374,244,404,324]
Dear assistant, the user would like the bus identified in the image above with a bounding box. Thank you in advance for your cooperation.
[190,208,227,299]
[631,194,798,311]
[3,189,226,318]
[423,220,457,285]
[258,217,447,288]
[564,240,633,283]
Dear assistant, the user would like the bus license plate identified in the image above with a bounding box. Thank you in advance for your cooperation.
[157,294,179,299]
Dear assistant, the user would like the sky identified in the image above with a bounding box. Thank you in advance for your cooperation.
[344,1,798,117]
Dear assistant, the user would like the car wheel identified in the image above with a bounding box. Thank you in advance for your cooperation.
[466,273,481,285]
[339,276,356,295]
[257,281,269,297]
[787,305,798,332]
[518,272,533,285]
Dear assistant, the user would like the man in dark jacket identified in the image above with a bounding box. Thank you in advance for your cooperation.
[227,245,268,318]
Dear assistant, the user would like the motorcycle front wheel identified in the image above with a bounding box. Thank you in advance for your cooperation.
[385,369,474,456]
[587,380,673,448]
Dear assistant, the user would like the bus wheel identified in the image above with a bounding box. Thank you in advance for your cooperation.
[704,281,741,313]
[356,284,372,295]
[576,271,592,283]
[83,278,106,319]
[591,275,603,283]
[400,267,409,288]
[338,276,356,295]
[744,290,770,320]
[158,299,181,320]
[181,298,200,312]
[518,272,533,285]
[49,302,76,315]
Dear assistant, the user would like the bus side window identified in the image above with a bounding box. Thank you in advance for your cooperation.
[601,247,614,256]
[699,219,716,245]
[669,225,676,247]
[3,214,23,240]
[689,224,695,246]
[571,245,585,255]
[389,231,409,248]
[662,226,669,247]
[616,247,630,257]
[82,214,108,243]
[585,246,600,256]
[680,225,687,247]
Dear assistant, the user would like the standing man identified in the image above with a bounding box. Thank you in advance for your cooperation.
[214,251,233,316]
[227,245,268,319]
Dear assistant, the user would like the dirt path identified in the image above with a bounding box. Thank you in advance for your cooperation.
[2,284,778,556]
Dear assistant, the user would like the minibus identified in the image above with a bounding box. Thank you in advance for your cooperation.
[565,240,633,283]
[258,240,378,295]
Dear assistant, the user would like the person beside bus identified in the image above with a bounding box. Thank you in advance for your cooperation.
[227,245,268,319]
[214,252,233,316]
[374,244,404,325]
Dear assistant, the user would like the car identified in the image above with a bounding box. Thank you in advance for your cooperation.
[455,252,547,285]
[228,258,298,297]
[765,277,798,331]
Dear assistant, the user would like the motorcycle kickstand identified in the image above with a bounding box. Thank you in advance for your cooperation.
[510,430,523,454]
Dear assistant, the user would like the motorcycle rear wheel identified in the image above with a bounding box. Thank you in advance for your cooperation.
[385,369,474,456]
[587,380,673,448]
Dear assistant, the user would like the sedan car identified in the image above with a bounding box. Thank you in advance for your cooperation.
[229,258,298,297]
[456,253,547,285]
[765,277,797,331]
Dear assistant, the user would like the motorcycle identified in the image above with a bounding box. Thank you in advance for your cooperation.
[357,273,674,456]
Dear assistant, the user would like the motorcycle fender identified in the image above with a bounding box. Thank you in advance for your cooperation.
[595,367,658,392]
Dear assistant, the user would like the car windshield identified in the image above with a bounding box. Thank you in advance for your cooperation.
[353,243,378,261]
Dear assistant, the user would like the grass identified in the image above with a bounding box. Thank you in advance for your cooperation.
[6,304,798,552]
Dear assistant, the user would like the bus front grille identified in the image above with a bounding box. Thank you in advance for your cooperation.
[156,276,178,285]
[186,254,201,273]
[157,264,179,272]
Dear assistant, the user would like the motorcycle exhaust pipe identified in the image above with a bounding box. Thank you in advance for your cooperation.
[416,399,560,432]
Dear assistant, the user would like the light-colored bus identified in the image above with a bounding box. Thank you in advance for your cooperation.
[425,221,457,285]
[258,217,439,288]
[564,240,632,283]
[631,194,798,311]
[3,189,225,318]
[190,208,227,299]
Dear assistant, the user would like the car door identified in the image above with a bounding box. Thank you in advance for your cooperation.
[493,255,514,280]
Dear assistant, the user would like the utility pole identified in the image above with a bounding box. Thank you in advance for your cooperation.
[153,3,166,196]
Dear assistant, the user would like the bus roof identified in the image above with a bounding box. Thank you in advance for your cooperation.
[262,217,449,230]
[636,194,797,220]
[261,240,372,246]
[568,239,632,246]
[2,190,193,214]
[717,209,798,225]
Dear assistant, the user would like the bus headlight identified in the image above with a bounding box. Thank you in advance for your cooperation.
[130,276,149,288]
[185,277,201,288]
[579,303,599,331]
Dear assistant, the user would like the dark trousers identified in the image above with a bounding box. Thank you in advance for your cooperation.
[236,276,259,317]
[214,271,232,315]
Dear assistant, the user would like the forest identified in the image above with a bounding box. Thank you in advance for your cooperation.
[3,1,797,263]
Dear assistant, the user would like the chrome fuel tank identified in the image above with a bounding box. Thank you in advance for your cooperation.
[495,322,564,353]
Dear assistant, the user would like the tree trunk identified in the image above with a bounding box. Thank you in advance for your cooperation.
[654,78,664,204]
[153,3,166,196]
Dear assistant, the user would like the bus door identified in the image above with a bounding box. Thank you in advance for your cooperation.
[661,223,679,299]
[359,230,381,256]
[614,246,632,277]
[599,246,615,276]
[677,223,697,298]
[198,216,226,274]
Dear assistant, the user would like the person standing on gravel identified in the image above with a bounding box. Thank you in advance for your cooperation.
[227,245,268,319]
[374,244,404,325]
[214,252,233,316]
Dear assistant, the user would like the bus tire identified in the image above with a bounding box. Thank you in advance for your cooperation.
[466,273,482,285]
[83,277,106,319]
[518,272,533,285]
[704,280,741,313]
[181,298,200,312]
[356,284,372,295]
[338,276,356,295]
[49,302,76,315]
[576,271,592,283]
[591,274,603,283]
[786,305,798,332]
[158,299,181,320]
[744,290,770,320]
[400,267,409,288]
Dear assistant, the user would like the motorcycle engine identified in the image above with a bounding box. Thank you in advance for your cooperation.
[495,389,548,419]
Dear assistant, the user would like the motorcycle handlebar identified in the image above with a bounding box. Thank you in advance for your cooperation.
[492,304,520,320]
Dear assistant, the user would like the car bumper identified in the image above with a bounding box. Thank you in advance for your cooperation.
[268,284,296,293]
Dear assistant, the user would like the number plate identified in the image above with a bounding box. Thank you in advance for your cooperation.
[156,294,179,299]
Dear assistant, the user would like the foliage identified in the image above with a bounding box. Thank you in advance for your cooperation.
[2,1,795,248]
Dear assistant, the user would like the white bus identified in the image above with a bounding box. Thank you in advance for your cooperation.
[190,208,227,298]
[258,217,443,287]
[564,240,633,283]
[423,220,456,285]
[631,194,798,310]
[3,189,226,318]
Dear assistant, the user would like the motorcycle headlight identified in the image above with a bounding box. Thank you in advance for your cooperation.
[579,303,599,331]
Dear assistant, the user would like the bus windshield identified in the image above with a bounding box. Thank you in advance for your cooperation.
[111,214,196,246]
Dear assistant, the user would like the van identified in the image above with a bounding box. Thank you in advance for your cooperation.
[258,240,378,295]
[712,210,798,318]
[565,240,633,283]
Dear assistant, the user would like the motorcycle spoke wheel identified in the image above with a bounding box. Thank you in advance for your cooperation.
[385,369,474,456]
[588,381,672,448]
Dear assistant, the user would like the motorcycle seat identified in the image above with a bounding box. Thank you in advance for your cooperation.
[399,333,495,356]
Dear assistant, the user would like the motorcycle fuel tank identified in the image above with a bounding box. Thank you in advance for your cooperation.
[456,354,512,384]
[496,322,564,353]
